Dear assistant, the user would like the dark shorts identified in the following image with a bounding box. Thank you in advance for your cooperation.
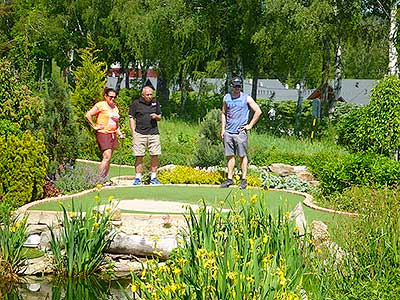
[96,132,119,151]
[223,130,248,157]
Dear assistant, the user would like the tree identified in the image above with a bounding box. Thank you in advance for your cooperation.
[70,40,107,128]
[41,61,79,178]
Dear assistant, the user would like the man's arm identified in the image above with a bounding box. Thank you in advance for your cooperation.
[243,96,262,131]
[220,100,227,139]
[129,117,136,135]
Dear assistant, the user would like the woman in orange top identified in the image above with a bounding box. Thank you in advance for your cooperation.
[86,88,124,180]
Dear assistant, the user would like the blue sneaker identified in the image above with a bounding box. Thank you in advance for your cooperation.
[150,178,161,185]
[133,178,141,185]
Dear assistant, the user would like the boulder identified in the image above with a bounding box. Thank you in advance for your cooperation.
[289,202,307,236]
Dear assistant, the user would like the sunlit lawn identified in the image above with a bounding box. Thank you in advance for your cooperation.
[30,185,346,225]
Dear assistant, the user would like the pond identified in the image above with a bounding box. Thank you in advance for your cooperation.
[1,276,134,300]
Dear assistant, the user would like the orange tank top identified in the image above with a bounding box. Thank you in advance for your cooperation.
[95,101,120,133]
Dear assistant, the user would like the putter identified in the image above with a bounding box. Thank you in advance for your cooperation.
[118,134,125,185]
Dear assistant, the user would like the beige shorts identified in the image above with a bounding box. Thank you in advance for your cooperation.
[133,132,161,156]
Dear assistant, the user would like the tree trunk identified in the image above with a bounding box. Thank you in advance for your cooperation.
[178,65,187,114]
[321,37,331,117]
[225,49,233,94]
[124,65,130,89]
[330,43,342,118]
[156,63,169,104]
[251,66,258,101]
[295,79,305,137]
[388,3,398,76]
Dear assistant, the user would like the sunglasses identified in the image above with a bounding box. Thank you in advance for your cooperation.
[107,95,117,99]
[233,85,242,88]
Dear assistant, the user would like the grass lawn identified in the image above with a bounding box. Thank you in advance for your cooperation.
[30,186,346,225]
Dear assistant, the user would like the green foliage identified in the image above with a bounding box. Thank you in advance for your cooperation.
[337,76,400,156]
[163,92,221,121]
[260,171,312,193]
[158,166,224,185]
[71,40,107,128]
[131,196,311,299]
[0,59,43,132]
[0,120,22,137]
[192,109,225,167]
[41,62,79,178]
[49,197,116,278]
[309,151,400,195]
[0,215,28,277]
[55,164,104,194]
[0,132,48,207]
[313,188,400,299]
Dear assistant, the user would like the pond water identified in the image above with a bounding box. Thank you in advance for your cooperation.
[0,276,134,300]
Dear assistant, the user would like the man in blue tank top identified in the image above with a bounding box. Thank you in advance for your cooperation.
[220,77,262,189]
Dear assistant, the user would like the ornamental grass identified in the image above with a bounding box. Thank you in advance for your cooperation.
[49,185,116,278]
[130,194,312,299]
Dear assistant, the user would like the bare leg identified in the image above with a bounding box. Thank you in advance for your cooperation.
[98,149,113,178]
[226,156,235,179]
[150,155,158,173]
[240,155,248,179]
[135,156,144,175]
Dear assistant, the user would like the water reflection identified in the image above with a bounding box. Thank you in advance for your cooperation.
[0,276,133,300]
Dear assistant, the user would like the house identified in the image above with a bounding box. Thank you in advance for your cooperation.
[192,78,314,101]
[307,79,377,106]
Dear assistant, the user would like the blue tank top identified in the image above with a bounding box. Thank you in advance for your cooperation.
[224,92,250,134]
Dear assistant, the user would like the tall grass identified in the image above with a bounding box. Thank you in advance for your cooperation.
[310,187,400,299]
[49,187,116,278]
[0,214,28,280]
[130,194,313,299]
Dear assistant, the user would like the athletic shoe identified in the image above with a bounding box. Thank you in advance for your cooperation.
[133,178,141,185]
[239,179,247,189]
[150,178,161,185]
[220,179,234,188]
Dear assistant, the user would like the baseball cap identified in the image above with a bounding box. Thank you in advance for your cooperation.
[231,77,243,87]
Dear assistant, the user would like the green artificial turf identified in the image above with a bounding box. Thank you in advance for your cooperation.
[30,186,346,225]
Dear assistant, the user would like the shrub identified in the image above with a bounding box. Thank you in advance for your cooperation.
[191,109,225,167]
[260,171,312,192]
[309,151,400,195]
[0,132,48,206]
[55,164,104,194]
[337,76,400,156]
[158,166,224,185]
[41,61,79,178]
[71,40,107,129]
[0,59,43,132]
[163,91,221,121]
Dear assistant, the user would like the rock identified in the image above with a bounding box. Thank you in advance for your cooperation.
[269,163,295,177]
[26,224,49,235]
[296,171,315,183]
[158,164,176,172]
[26,283,41,292]
[22,255,53,275]
[311,220,330,247]
[107,232,178,260]
[24,234,41,248]
[289,202,307,236]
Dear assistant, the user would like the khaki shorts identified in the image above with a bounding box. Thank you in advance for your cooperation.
[133,132,161,156]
